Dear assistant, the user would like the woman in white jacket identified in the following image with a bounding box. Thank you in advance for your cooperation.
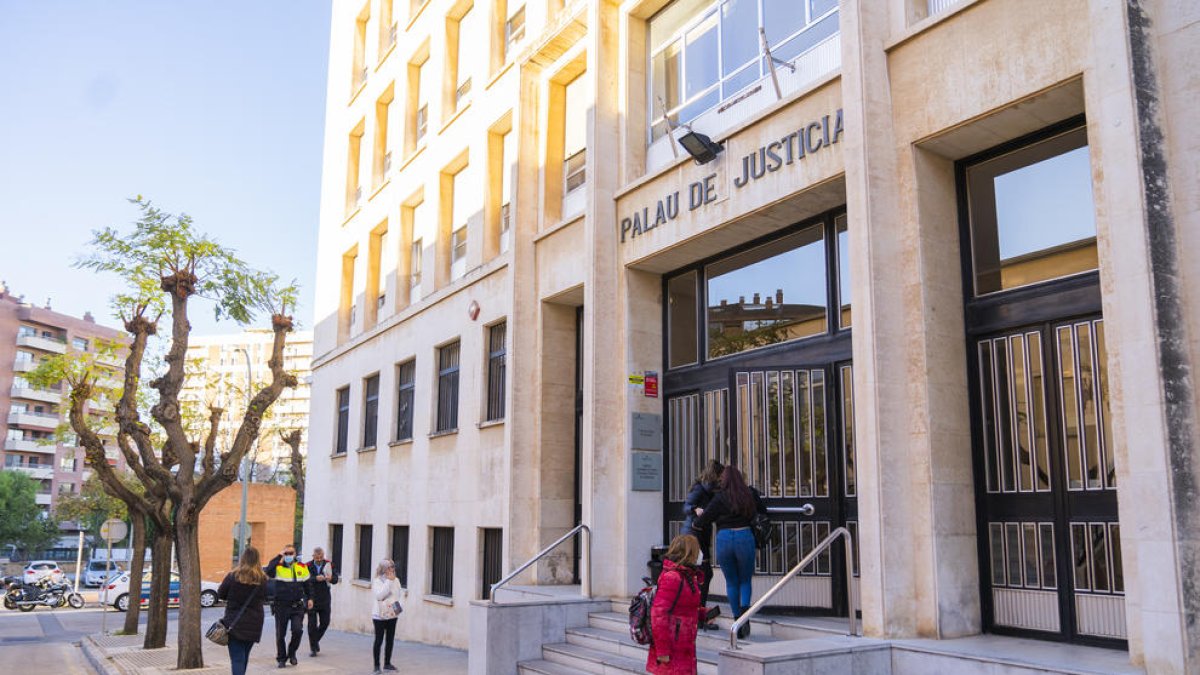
[371,559,403,673]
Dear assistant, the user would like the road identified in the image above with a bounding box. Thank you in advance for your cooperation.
[0,602,225,674]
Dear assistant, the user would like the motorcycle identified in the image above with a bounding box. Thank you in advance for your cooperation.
[4,578,84,611]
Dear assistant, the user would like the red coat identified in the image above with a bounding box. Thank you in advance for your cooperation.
[646,560,707,675]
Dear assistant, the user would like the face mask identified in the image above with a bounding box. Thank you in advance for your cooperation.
[283,555,295,564]
[696,551,704,566]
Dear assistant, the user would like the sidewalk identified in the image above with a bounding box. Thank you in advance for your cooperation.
[80,627,468,674]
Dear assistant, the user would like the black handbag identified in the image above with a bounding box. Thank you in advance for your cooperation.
[206,587,254,646]
[751,513,772,548]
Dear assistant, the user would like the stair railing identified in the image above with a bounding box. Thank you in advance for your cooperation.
[729,525,858,649]
[489,523,591,603]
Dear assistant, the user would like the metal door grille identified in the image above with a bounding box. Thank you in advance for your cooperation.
[736,370,827,497]
[481,528,502,599]
[431,527,454,597]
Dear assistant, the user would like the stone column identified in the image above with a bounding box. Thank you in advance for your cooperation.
[1083,1,1199,670]
[840,0,980,639]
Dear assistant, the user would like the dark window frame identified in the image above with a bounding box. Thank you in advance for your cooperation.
[435,341,461,433]
[396,360,416,441]
[335,387,351,455]
[356,524,373,581]
[330,524,345,574]
[430,526,455,597]
[390,525,410,587]
[481,528,502,599]
[485,322,507,421]
[363,374,380,449]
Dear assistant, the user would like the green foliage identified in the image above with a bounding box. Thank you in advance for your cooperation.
[76,197,298,324]
[0,472,61,556]
[54,475,131,546]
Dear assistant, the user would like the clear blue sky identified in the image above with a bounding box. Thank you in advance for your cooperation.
[0,1,331,336]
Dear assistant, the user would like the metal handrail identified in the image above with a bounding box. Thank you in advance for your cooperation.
[489,523,591,603]
[729,526,857,649]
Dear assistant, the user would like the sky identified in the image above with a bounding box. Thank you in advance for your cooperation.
[0,1,331,336]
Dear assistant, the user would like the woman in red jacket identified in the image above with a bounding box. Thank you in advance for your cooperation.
[647,534,707,675]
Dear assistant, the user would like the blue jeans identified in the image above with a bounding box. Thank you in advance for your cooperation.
[715,528,757,618]
[227,637,253,675]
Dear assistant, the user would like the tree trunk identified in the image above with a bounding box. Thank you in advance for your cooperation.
[174,513,205,669]
[144,527,173,649]
[120,511,146,636]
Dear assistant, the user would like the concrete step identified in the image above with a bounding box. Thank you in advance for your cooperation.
[587,610,780,652]
[562,625,720,675]
[541,642,662,675]
[517,658,591,675]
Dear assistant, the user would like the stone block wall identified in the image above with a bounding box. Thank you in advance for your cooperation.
[198,482,296,582]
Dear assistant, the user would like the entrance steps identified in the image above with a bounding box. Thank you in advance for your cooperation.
[514,600,1142,675]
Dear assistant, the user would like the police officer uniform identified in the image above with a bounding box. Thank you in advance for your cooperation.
[264,552,312,667]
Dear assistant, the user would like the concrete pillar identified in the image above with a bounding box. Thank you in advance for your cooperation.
[840,0,980,639]
[1083,1,1200,670]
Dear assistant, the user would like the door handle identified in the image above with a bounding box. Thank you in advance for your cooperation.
[766,503,816,516]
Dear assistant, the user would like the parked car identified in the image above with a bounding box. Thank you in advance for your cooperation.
[22,561,64,584]
[83,560,125,587]
[99,571,221,612]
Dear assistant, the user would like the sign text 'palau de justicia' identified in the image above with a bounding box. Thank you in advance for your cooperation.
[619,109,844,243]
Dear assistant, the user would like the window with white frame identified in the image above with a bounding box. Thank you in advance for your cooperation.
[451,168,471,280]
[648,0,839,140]
[416,59,432,145]
[563,73,588,194]
[500,129,515,253]
[410,236,424,304]
[504,5,526,61]
[454,5,475,108]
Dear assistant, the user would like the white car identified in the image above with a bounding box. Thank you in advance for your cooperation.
[22,560,65,584]
[99,571,222,612]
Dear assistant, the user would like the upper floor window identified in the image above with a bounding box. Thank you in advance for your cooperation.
[335,386,351,455]
[485,322,507,421]
[965,125,1097,296]
[71,338,88,351]
[451,167,471,280]
[453,4,475,110]
[396,360,416,441]
[648,0,839,140]
[504,5,526,61]
[363,374,380,448]
[563,73,588,194]
[435,341,461,433]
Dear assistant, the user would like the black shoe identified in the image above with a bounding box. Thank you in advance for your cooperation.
[310,651,318,657]
[737,621,751,639]
[277,663,287,669]
[288,655,298,666]
[384,665,397,671]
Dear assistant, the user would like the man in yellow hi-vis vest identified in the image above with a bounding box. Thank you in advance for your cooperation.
[265,544,312,668]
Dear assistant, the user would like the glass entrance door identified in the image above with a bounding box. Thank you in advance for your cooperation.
[973,318,1123,644]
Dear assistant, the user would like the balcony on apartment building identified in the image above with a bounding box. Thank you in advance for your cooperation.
[3,437,54,454]
[12,358,38,373]
[35,493,52,506]
[11,384,62,405]
[7,410,61,430]
[10,465,55,480]
[16,333,67,354]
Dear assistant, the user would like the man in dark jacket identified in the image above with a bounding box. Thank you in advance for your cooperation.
[264,544,312,668]
[306,546,338,656]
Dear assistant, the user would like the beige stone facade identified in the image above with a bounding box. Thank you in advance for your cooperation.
[305,0,1198,671]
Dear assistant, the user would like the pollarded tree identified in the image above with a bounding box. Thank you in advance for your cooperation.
[64,198,298,669]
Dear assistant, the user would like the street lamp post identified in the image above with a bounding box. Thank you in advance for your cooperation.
[235,347,253,561]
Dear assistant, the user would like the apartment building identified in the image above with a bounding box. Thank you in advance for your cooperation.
[180,329,314,482]
[306,0,1199,671]
[0,283,125,515]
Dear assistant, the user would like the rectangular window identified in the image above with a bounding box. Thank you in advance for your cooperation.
[454,5,475,109]
[481,528,502,599]
[335,387,351,455]
[330,524,344,574]
[71,338,88,351]
[500,129,515,253]
[836,214,851,328]
[451,227,468,279]
[374,90,394,186]
[486,322,507,421]
[390,525,410,587]
[409,54,432,150]
[410,236,424,303]
[504,6,526,60]
[431,527,455,596]
[451,167,471,280]
[648,0,839,140]
[706,225,827,359]
[436,341,461,432]
[966,125,1096,295]
[563,73,587,194]
[363,374,380,448]
[396,360,415,441]
[352,4,370,92]
[667,271,699,368]
[379,0,396,54]
[357,524,373,581]
[346,122,366,214]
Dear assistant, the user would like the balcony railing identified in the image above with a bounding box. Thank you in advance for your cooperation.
[13,359,37,373]
[10,385,62,404]
[35,493,52,506]
[927,0,963,18]
[12,465,54,480]
[16,334,67,354]
[4,438,52,453]
[7,410,61,430]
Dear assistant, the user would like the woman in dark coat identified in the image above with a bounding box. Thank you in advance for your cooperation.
[217,546,270,675]
[646,534,706,675]
[691,465,767,639]
[681,459,723,621]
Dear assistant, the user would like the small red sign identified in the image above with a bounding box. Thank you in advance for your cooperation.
[644,372,659,398]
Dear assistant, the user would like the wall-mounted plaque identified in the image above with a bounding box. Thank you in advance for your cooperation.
[630,412,662,451]
[631,451,663,491]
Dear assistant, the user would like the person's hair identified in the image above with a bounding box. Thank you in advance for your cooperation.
[721,465,755,518]
[375,559,395,579]
[282,543,296,554]
[664,534,700,566]
[234,546,267,585]
[312,547,324,557]
[697,459,724,486]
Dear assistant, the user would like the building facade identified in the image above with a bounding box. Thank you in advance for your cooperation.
[180,329,314,483]
[0,284,125,515]
[305,0,1199,671]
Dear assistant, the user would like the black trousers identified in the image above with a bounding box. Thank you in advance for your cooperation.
[273,603,305,662]
[373,618,397,668]
[307,604,331,651]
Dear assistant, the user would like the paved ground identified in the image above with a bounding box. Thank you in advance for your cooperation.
[0,603,468,674]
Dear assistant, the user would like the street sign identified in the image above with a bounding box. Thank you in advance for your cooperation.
[100,519,128,543]
[231,522,252,541]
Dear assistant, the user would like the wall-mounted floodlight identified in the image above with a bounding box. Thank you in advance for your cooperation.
[674,127,723,165]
